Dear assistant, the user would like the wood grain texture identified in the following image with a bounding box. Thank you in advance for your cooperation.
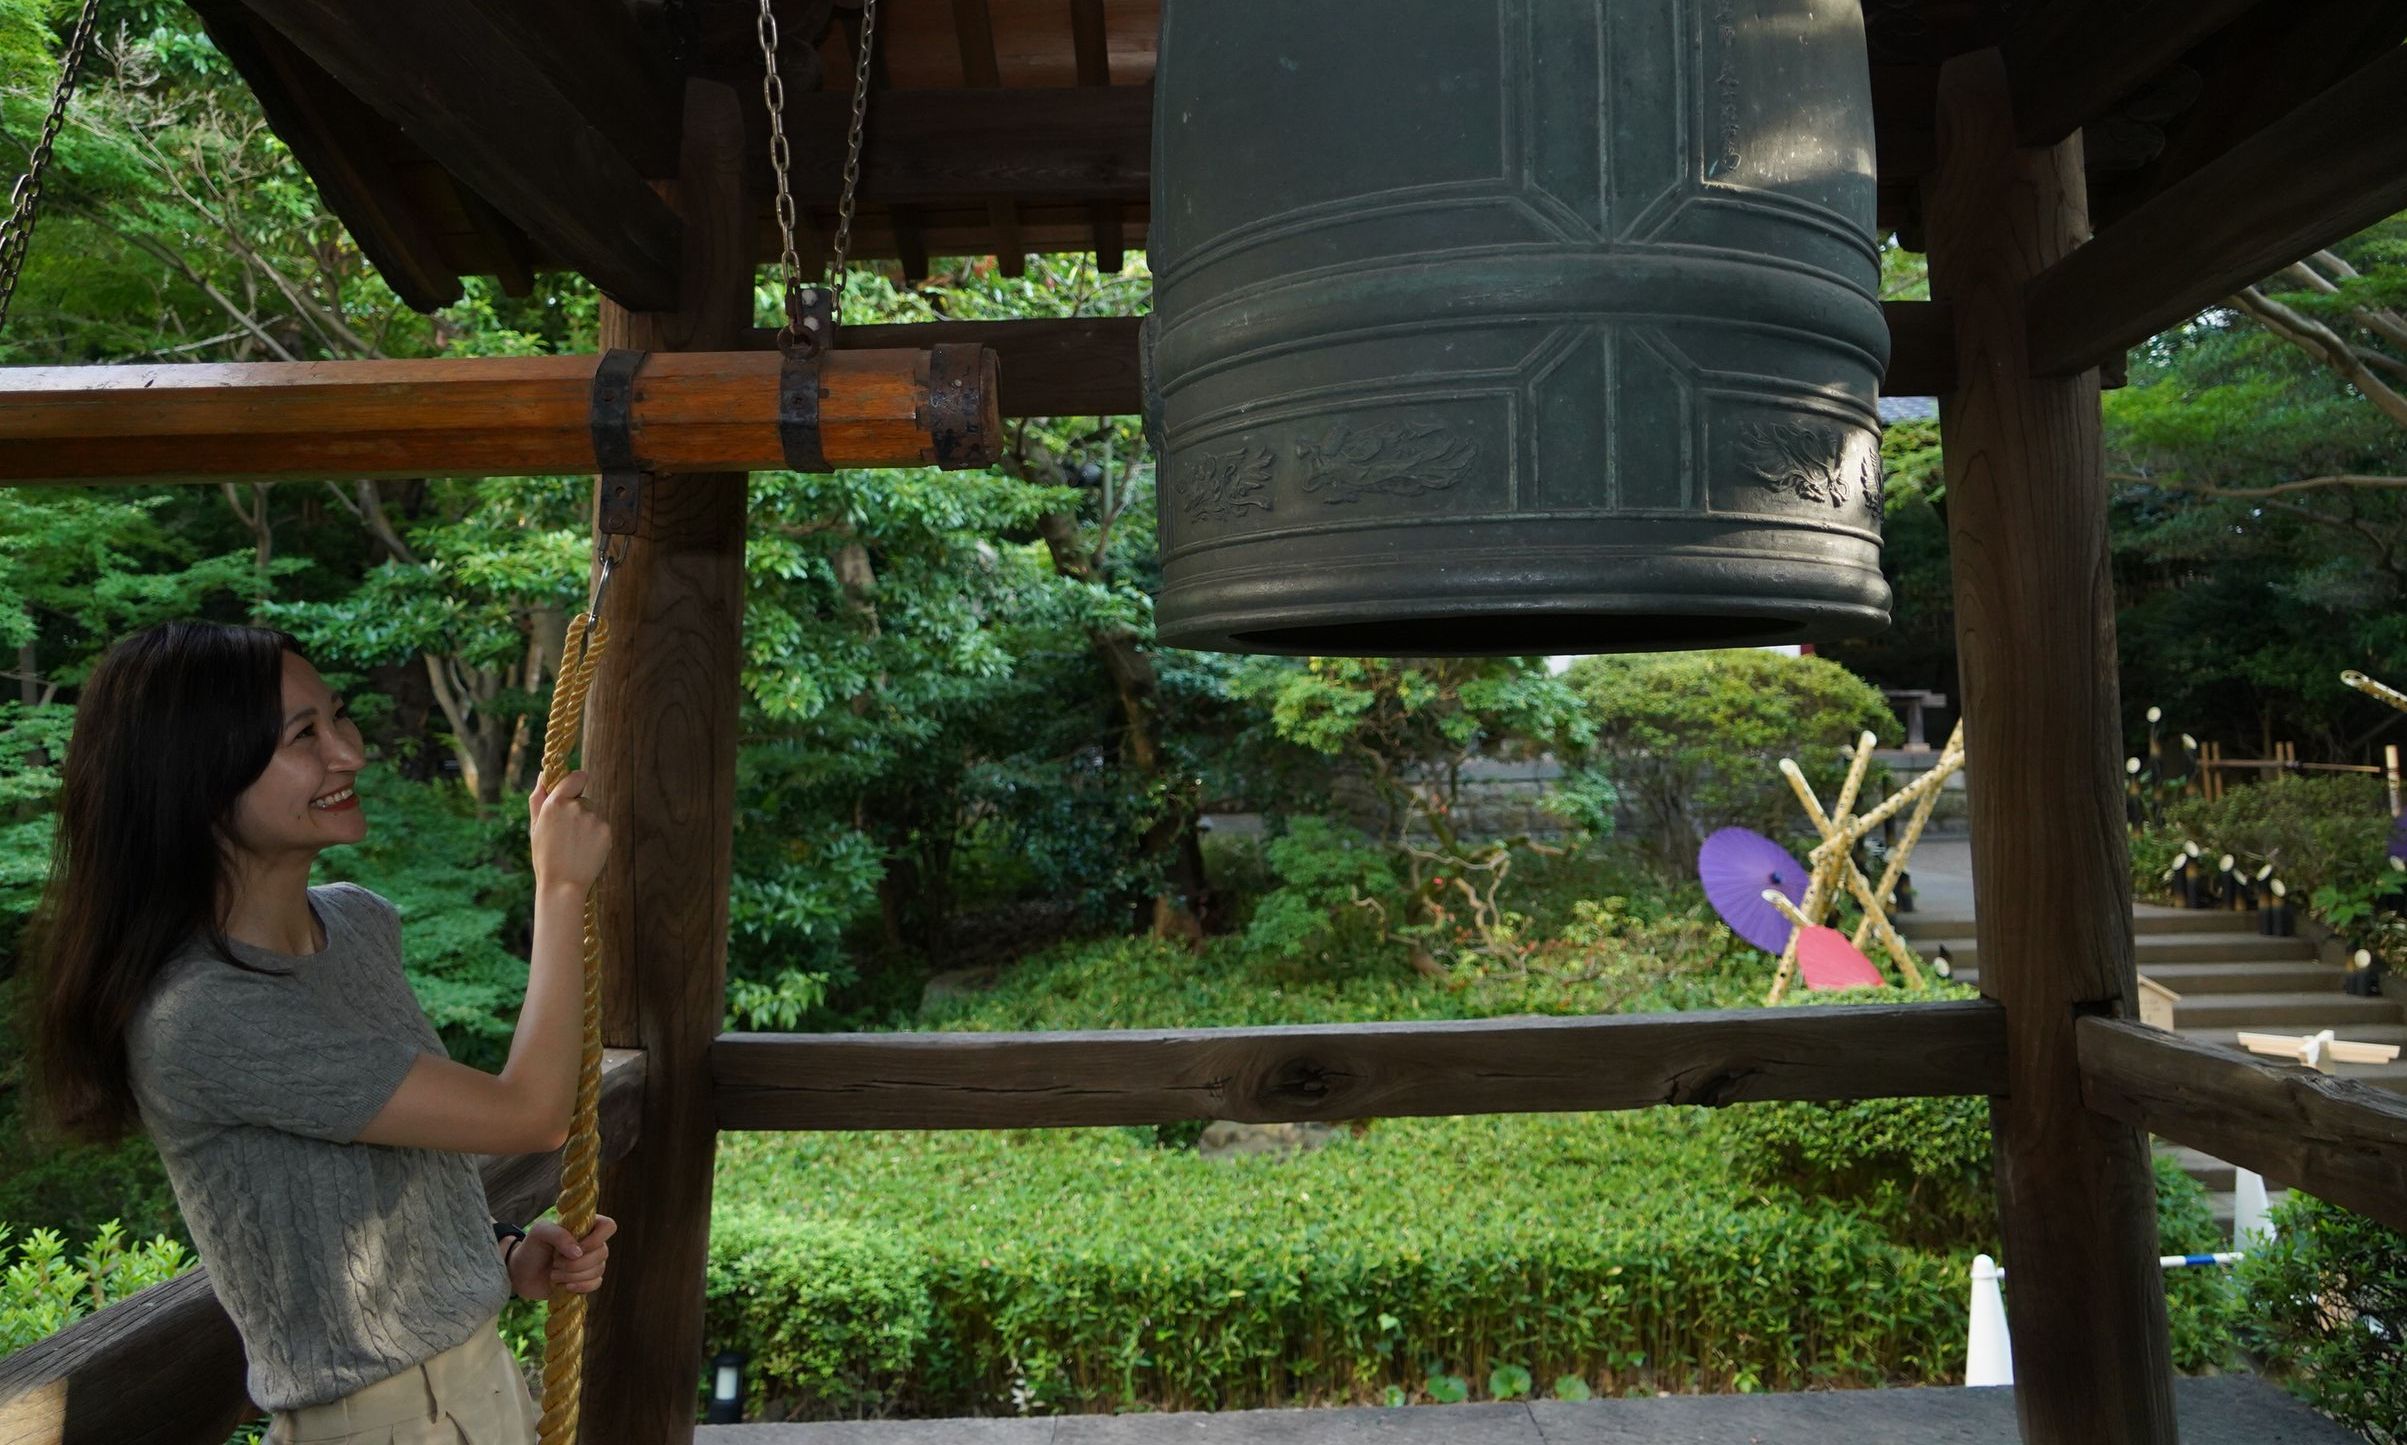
[1926,48,2176,1445]
[710,1001,2008,1132]
[0,348,994,483]
[2025,43,2407,376]
[0,1050,644,1445]
[574,79,750,1445]
[230,0,681,311]
[2079,1018,2407,1234]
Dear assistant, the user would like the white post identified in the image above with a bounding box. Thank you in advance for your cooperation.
[1966,1253,2015,1386]
[2233,1168,2275,1250]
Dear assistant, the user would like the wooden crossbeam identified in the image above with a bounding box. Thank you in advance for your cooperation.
[709,1001,2007,1131]
[230,0,682,312]
[2079,1018,2407,1234]
[2024,43,2407,377]
[748,315,1140,416]
[0,1051,645,1445]
[781,85,1152,208]
[763,306,1940,420]
[2002,0,2269,150]
[0,347,999,485]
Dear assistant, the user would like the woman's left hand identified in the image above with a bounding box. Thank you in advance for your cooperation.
[507,1214,616,1301]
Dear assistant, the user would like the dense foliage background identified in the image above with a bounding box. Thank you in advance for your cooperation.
[2,5,2403,1437]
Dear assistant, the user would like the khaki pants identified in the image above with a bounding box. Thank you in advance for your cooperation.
[267,1320,541,1445]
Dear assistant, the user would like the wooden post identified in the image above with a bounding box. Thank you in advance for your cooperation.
[2387,743,2401,818]
[1924,50,2177,1444]
[576,79,750,1445]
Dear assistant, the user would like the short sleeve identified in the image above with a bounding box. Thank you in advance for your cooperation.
[131,965,425,1145]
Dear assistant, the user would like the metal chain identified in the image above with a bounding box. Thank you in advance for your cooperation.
[757,0,878,352]
[827,0,879,303]
[0,0,106,334]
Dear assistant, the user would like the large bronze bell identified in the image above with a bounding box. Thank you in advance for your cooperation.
[1144,0,1891,656]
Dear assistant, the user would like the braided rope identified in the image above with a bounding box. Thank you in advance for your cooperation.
[534,613,608,1445]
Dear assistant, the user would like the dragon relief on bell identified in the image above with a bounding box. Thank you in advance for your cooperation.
[1735,417,1884,521]
[1295,419,1479,505]
[1173,443,1276,521]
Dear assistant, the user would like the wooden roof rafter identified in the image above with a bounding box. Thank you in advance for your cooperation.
[224,0,685,311]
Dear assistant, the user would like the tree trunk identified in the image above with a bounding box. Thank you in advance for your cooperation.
[1033,508,1207,940]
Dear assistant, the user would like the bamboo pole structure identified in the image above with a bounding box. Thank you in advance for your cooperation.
[1853,722,1966,958]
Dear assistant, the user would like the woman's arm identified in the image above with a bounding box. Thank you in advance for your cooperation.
[354,771,609,1155]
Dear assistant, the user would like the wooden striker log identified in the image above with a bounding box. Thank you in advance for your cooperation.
[0,345,999,484]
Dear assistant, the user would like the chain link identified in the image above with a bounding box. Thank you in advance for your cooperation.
[758,0,878,353]
[0,0,105,334]
[828,0,879,303]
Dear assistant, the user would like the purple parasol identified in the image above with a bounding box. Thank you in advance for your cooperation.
[2390,810,2407,862]
[1699,826,1811,954]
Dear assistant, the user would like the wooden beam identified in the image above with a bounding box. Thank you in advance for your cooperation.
[232,0,682,311]
[756,306,1944,420]
[1069,0,1124,272]
[0,348,1000,484]
[2025,43,2407,376]
[2078,1018,2407,1234]
[1927,49,2176,1445]
[747,315,1140,416]
[0,1050,644,1445]
[709,1000,2007,1132]
[781,85,1151,207]
[2002,0,2268,149]
[577,79,750,1445]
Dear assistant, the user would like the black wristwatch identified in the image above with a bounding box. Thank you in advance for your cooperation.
[493,1220,527,1259]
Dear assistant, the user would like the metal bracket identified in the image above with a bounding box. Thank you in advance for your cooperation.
[589,348,650,535]
[778,347,830,472]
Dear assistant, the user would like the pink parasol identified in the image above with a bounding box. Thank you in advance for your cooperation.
[1698,826,1810,954]
[1798,926,1887,990]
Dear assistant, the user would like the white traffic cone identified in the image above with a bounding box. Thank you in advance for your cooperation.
[2233,1168,2275,1250]
[1965,1253,2013,1387]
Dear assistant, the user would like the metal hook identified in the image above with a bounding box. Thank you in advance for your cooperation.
[578,534,630,661]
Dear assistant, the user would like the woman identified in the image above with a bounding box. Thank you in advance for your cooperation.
[22,619,617,1444]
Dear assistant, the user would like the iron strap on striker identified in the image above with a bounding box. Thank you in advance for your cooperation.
[583,347,648,629]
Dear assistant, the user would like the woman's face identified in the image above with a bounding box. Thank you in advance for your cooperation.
[224,650,368,866]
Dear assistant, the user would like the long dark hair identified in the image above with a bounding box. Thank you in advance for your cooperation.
[20,620,304,1146]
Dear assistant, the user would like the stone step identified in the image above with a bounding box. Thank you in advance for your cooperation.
[1910,934,2319,968]
[1898,910,2263,939]
[2182,1022,2407,1049]
[2140,961,2345,995]
[2171,991,2406,1030]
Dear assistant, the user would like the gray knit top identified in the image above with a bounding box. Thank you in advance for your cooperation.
[127,882,512,1411]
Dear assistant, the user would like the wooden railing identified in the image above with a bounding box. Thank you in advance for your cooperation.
[0,1049,645,1445]
[7,998,2407,1445]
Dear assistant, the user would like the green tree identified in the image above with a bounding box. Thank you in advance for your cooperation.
[1565,650,1896,874]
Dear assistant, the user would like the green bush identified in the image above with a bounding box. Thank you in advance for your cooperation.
[1565,652,1897,875]
[709,1112,1970,1420]
[2132,774,2390,905]
[1,1219,195,1354]
[2240,1196,2407,1442]
[1718,1091,1994,1251]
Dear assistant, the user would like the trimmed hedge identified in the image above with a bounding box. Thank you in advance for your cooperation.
[708,1111,1969,1419]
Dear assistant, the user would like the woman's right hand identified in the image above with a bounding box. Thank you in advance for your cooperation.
[530,768,612,892]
